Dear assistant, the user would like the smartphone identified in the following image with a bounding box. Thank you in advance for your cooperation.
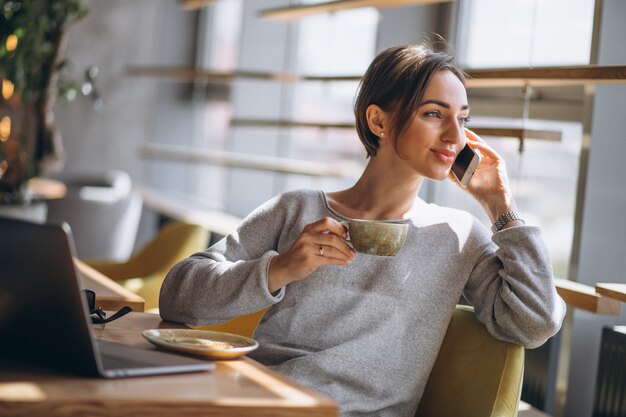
[452,144,481,187]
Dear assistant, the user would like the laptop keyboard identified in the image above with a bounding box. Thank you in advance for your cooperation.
[95,339,214,376]
[100,352,159,370]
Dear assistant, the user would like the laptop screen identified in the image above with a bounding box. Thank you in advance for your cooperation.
[1,217,215,378]
[0,217,101,375]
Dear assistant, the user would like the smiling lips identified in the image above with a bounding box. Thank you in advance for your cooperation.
[431,148,456,164]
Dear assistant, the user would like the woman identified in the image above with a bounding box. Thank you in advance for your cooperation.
[160,44,566,417]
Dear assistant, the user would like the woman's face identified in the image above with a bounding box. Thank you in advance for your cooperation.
[392,69,470,181]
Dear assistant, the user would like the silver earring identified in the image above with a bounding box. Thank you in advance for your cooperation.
[380,132,385,137]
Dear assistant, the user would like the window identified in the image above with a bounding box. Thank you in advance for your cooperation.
[433,116,582,279]
[284,8,379,193]
[144,3,381,217]
[144,0,244,211]
[447,0,596,279]
[461,0,595,68]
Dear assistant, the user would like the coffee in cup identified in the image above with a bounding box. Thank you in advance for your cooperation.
[342,219,408,257]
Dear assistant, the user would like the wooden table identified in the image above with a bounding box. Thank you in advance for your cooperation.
[554,278,622,315]
[0,312,339,417]
[75,258,145,312]
[595,283,626,303]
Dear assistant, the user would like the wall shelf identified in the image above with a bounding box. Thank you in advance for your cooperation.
[231,119,562,141]
[232,119,354,130]
[141,143,360,177]
[126,66,305,84]
[470,127,562,142]
[178,0,216,11]
[127,65,626,88]
[259,0,453,20]
[465,65,626,88]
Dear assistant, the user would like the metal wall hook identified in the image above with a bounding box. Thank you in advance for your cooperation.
[82,65,103,111]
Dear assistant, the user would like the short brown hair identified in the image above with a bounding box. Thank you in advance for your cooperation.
[354,44,466,158]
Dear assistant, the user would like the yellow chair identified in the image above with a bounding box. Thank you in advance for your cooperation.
[200,304,523,417]
[190,309,268,338]
[85,220,209,313]
[416,305,524,417]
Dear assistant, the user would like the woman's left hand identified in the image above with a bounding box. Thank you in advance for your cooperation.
[449,128,518,222]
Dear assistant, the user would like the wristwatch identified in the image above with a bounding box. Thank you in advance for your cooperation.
[491,211,524,233]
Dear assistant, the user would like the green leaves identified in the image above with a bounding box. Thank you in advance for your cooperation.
[0,0,88,101]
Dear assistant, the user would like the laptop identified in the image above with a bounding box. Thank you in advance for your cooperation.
[0,216,215,378]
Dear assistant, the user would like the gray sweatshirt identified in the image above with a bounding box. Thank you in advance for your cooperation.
[160,189,566,417]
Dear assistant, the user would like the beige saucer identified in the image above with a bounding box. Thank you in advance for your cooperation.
[142,329,258,360]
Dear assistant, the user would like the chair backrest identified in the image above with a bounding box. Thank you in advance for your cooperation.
[127,220,210,279]
[190,309,267,338]
[87,220,210,312]
[415,305,524,417]
[46,170,142,261]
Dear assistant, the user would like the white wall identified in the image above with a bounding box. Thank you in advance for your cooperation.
[56,0,161,182]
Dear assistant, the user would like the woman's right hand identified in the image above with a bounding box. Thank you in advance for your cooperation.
[450,128,519,223]
[267,217,356,293]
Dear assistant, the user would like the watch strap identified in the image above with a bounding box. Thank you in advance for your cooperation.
[491,211,525,233]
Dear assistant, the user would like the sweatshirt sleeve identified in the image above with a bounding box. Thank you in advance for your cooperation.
[463,225,567,349]
[159,194,289,325]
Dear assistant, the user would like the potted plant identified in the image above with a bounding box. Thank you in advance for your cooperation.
[0,0,88,205]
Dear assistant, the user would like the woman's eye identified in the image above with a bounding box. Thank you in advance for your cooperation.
[425,111,440,118]
[459,116,471,126]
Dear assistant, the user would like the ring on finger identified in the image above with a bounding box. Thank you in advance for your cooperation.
[319,245,324,256]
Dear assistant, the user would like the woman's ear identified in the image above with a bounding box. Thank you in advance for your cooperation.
[365,104,388,139]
